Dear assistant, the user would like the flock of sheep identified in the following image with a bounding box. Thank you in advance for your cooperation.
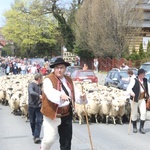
[0,74,33,122]
[74,82,131,125]
[0,74,131,125]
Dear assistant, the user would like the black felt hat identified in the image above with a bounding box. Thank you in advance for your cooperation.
[138,68,146,75]
[50,58,70,68]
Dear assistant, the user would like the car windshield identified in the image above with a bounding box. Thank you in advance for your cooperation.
[68,67,82,73]
[140,64,150,72]
[79,71,95,77]
[119,72,129,78]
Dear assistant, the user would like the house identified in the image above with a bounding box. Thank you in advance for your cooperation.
[129,0,150,52]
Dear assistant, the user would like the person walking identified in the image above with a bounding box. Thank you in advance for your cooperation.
[28,73,43,143]
[40,58,87,150]
[127,69,150,134]
[93,58,99,73]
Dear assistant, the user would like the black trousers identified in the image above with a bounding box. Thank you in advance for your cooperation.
[58,114,72,150]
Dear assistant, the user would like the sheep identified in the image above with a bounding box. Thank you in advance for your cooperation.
[109,100,120,125]
[86,98,100,123]
[99,100,111,124]
[117,99,126,125]
[74,103,85,125]
[20,95,29,122]
[0,90,6,105]
[123,98,131,123]
[9,90,23,115]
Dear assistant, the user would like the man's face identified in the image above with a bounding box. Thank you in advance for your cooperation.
[54,64,66,78]
[139,73,145,79]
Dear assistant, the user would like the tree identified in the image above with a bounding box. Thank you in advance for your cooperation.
[139,43,145,59]
[74,0,143,58]
[2,0,59,57]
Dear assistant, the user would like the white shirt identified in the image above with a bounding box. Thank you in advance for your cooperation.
[127,77,150,96]
[43,77,87,107]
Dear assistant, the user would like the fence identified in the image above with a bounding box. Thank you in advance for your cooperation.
[80,57,132,72]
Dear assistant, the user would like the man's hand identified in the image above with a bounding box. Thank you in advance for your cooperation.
[80,93,86,101]
[60,94,70,101]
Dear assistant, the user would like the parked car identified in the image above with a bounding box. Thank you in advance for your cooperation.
[70,70,98,83]
[65,66,83,76]
[145,72,150,83]
[104,68,138,90]
[140,62,150,73]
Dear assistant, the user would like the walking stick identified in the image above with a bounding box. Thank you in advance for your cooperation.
[128,97,135,135]
[81,83,94,150]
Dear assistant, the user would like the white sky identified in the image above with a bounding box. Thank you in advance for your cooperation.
[0,0,72,27]
[0,0,14,26]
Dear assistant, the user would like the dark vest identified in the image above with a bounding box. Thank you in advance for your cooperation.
[132,78,149,102]
[40,73,75,120]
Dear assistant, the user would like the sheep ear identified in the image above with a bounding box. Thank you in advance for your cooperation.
[8,88,13,91]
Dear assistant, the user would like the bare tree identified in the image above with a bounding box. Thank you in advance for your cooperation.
[74,0,143,58]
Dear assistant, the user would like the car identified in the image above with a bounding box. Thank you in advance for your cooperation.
[70,69,98,83]
[140,62,150,73]
[145,72,150,83]
[65,66,83,76]
[104,68,138,90]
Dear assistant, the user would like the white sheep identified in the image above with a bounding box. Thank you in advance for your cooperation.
[86,97,100,123]
[99,100,111,124]
[117,99,126,125]
[109,100,120,125]
[74,103,85,125]
[9,90,23,115]
[20,95,29,122]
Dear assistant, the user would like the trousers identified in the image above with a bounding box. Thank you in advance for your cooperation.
[131,99,146,121]
[41,114,72,150]
[28,107,43,138]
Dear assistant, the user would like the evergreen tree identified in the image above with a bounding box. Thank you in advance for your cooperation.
[139,43,145,59]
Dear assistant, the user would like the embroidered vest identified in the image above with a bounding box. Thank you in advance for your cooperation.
[40,73,75,120]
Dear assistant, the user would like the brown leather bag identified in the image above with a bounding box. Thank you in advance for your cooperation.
[146,98,150,110]
[139,81,150,110]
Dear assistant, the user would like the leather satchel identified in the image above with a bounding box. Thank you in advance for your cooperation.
[139,81,150,110]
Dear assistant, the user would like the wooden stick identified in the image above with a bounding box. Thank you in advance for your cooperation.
[81,83,94,150]
[128,97,134,135]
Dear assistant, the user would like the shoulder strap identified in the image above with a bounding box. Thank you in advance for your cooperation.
[139,80,149,98]
[61,82,69,96]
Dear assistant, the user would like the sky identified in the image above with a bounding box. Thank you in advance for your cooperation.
[0,0,14,27]
[0,0,72,27]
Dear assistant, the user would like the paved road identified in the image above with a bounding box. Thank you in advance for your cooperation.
[1,104,150,150]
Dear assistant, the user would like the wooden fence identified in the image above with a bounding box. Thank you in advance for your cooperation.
[80,57,132,72]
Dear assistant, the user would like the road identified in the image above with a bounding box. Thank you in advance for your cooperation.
[1,104,150,150]
[1,72,150,150]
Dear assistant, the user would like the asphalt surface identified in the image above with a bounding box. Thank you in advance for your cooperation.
[1,104,150,150]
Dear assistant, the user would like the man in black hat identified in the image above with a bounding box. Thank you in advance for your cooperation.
[40,58,87,150]
[127,68,150,134]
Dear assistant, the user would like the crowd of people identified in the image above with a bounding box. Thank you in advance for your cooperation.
[0,57,51,76]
